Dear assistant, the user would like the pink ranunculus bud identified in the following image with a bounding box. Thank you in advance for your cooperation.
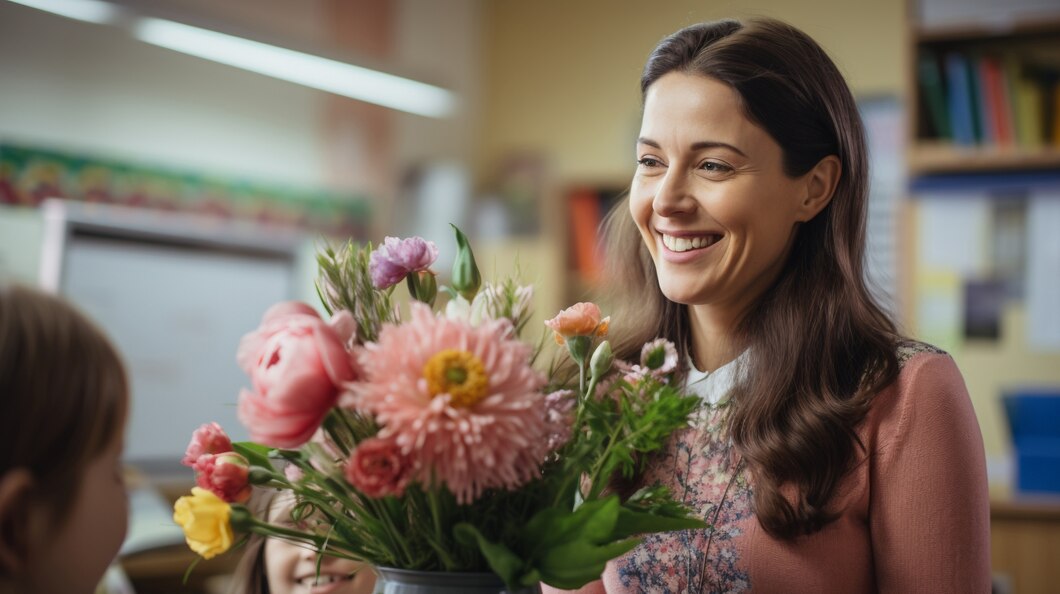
[236,302,356,448]
[193,452,251,503]
[182,422,233,467]
[368,236,439,290]
[345,437,411,499]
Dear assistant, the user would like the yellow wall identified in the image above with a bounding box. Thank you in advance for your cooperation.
[478,0,907,184]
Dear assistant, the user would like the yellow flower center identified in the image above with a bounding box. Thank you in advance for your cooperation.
[423,349,489,408]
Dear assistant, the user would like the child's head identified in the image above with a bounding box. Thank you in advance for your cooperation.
[0,284,129,594]
[229,489,375,594]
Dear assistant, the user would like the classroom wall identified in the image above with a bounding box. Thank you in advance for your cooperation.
[476,0,907,184]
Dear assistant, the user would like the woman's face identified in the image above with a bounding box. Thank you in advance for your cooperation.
[630,72,816,314]
[263,495,375,594]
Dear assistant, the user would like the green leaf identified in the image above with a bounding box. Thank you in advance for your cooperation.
[537,537,641,590]
[452,523,525,587]
[232,441,274,472]
[522,496,620,554]
[610,507,707,541]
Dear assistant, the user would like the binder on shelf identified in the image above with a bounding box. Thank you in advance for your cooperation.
[981,56,1014,147]
[945,52,977,146]
[917,50,951,140]
[567,188,603,283]
[1053,81,1060,146]
[974,54,996,146]
[967,53,987,144]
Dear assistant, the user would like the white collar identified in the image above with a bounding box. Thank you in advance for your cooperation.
[684,350,749,406]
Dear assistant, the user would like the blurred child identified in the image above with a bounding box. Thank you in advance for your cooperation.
[0,284,130,594]
[228,488,375,594]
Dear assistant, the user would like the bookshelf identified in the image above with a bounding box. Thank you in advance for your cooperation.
[562,183,628,305]
[908,11,1060,175]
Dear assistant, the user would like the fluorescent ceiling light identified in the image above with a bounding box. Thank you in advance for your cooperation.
[133,18,457,119]
[5,0,458,118]
[7,0,120,25]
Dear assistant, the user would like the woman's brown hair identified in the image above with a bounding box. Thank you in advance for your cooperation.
[227,488,277,594]
[0,284,128,526]
[602,18,900,538]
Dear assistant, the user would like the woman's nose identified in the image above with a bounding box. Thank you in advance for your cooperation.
[652,169,697,217]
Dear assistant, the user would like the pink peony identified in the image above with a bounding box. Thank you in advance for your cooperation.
[182,422,233,467]
[345,436,411,498]
[237,302,355,448]
[369,236,439,289]
[350,303,550,504]
[193,452,251,503]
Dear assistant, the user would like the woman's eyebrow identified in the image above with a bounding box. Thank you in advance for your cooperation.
[637,137,747,158]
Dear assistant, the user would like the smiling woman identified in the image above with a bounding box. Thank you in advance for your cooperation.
[227,489,376,594]
[544,17,991,594]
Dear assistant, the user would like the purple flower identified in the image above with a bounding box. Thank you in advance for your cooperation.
[369,236,439,289]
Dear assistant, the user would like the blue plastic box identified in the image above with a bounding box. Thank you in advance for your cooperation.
[1004,391,1060,494]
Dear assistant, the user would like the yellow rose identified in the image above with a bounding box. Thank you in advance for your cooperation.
[172,487,233,559]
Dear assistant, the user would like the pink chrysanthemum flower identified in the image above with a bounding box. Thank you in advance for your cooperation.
[349,303,549,504]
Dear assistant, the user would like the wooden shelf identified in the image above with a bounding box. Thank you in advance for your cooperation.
[909,143,1060,175]
[915,16,1060,43]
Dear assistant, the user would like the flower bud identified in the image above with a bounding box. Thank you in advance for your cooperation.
[227,503,254,532]
[406,269,438,306]
[450,224,481,301]
[248,467,275,485]
[194,452,252,503]
[590,340,613,381]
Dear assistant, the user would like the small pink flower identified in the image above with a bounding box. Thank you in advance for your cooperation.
[640,338,679,375]
[237,302,355,448]
[544,302,609,345]
[193,452,251,503]
[345,437,411,499]
[369,236,439,289]
[182,422,233,467]
[544,390,575,451]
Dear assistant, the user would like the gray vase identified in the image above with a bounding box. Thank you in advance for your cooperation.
[372,567,541,594]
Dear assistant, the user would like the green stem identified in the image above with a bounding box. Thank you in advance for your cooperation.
[426,489,458,570]
[365,495,415,567]
[586,423,653,501]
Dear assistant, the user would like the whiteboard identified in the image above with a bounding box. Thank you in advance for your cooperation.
[41,201,305,475]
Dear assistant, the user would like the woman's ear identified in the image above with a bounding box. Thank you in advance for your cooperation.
[795,155,841,222]
[0,469,35,575]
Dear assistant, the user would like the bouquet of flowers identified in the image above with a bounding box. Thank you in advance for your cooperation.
[173,226,705,590]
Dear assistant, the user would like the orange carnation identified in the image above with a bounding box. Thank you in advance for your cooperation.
[544,302,609,345]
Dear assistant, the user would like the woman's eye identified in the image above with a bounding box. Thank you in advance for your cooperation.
[636,157,663,168]
[699,161,733,174]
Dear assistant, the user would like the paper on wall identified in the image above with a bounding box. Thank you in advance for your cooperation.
[1026,192,1060,351]
[917,194,991,277]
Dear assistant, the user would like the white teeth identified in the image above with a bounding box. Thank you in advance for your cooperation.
[299,575,342,586]
[661,233,719,252]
